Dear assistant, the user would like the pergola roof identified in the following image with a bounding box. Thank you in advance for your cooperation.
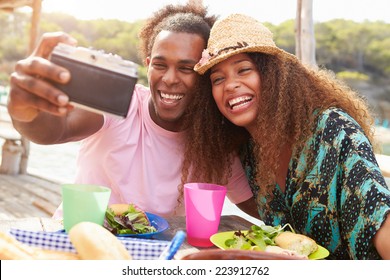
[0,0,34,11]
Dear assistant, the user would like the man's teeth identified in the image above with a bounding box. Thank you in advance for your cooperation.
[229,96,252,108]
[161,92,183,100]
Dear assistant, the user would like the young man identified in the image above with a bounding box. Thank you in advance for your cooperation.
[7,4,258,218]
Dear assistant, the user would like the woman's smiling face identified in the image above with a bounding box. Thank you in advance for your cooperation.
[210,53,261,134]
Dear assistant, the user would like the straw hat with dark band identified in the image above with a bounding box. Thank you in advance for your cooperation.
[194,13,297,75]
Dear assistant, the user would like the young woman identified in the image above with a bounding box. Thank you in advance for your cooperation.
[183,14,390,259]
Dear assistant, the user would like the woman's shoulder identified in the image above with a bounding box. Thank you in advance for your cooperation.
[317,107,354,121]
[316,108,361,131]
[311,107,370,150]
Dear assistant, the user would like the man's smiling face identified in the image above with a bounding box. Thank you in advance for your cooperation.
[146,30,205,132]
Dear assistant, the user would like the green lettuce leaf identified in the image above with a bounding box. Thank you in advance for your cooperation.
[224,224,294,251]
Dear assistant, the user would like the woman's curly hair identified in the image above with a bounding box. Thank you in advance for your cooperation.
[182,52,376,198]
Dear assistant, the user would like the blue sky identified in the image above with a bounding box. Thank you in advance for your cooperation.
[39,0,390,24]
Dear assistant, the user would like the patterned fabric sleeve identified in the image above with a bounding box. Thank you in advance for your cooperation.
[334,111,390,259]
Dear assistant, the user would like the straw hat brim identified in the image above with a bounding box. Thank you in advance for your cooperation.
[194,45,294,75]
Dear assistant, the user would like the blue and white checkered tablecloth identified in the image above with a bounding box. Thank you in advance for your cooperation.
[10,228,175,260]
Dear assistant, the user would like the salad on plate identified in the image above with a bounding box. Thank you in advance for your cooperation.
[104,204,157,235]
[219,224,329,259]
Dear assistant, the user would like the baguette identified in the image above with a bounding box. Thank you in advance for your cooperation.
[0,231,79,260]
[0,231,35,260]
[274,231,318,256]
[32,249,79,260]
[68,221,132,260]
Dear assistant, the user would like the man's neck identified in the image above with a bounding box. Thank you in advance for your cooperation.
[148,99,183,132]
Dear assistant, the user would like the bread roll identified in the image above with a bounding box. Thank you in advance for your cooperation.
[274,231,318,256]
[109,204,131,215]
[68,221,132,260]
[265,245,308,259]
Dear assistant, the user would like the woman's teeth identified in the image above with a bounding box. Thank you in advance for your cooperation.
[229,96,252,109]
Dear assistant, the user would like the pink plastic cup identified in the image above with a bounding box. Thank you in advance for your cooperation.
[184,183,227,247]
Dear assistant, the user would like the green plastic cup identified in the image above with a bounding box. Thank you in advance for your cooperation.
[62,184,111,232]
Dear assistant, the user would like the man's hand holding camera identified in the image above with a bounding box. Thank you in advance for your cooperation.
[9,32,77,122]
[49,43,138,118]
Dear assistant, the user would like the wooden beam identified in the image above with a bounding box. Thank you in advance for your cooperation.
[0,0,34,9]
[28,0,41,54]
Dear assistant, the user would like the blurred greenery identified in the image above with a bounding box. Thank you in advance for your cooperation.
[336,71,369,81]
[1,11,390,92]
[0,12,148,86]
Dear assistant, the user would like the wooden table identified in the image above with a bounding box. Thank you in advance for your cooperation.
[0,217,63,233]
[0,215,255,250]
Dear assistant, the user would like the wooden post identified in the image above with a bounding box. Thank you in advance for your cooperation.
[295,0,317,68]
[296,0,302,60]
[20,0,42,174]
[0,2,41,174]
[0,139,23,175]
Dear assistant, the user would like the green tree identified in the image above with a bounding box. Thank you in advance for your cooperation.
[367,37,390,75]
[269,20,296,55]
[1,11,390,87]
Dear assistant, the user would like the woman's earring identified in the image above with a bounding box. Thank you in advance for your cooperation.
[221,116,225,125]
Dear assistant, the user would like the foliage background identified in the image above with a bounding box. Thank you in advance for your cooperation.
[1,11,390,118]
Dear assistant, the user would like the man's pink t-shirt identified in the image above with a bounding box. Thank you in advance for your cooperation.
[55,84,252,217]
